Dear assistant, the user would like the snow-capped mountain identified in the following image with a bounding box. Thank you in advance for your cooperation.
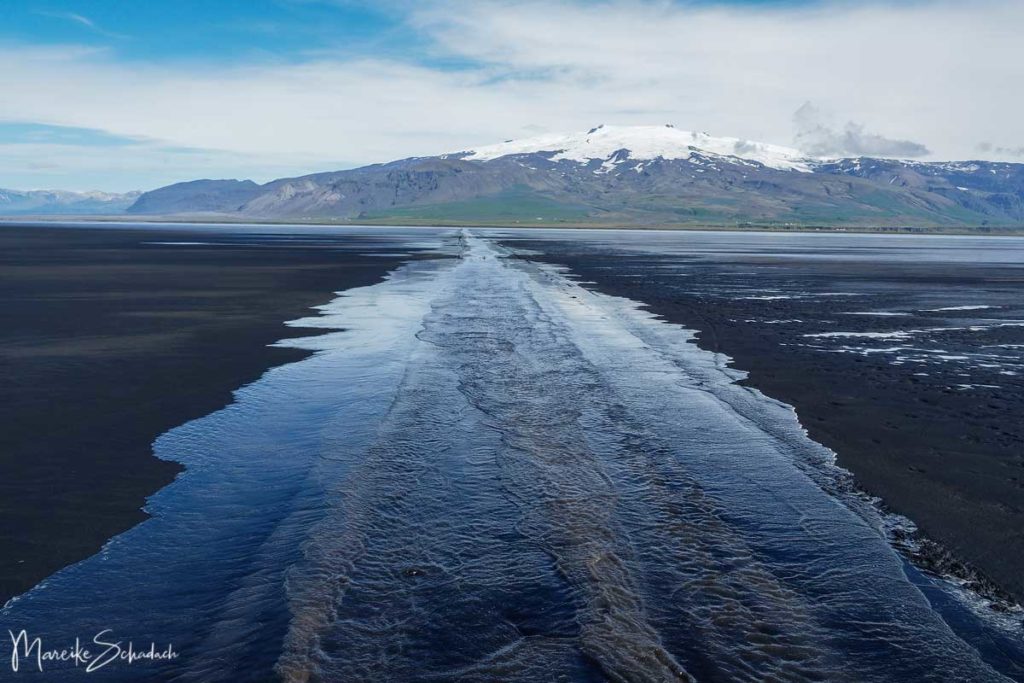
[457,124,812,172]
[121,125,1024,228]
[0,188,141,215]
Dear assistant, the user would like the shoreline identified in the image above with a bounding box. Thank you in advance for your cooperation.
[2,222,1021,622]
[3,215,1024,236]
[505,236,1024,608]
[0,224,430,604]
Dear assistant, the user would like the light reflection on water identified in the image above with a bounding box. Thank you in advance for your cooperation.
[1,227,1021,681]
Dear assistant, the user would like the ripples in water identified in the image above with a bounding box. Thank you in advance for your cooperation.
[2,232,1020,682]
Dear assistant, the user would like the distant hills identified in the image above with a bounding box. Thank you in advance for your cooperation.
[9,125,1024,228]
[0,188,140,215]
[127,179,260,215]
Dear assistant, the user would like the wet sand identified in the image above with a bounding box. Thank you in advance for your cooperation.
[505,234,1024,606]
[4,232,1018,682]
[0,224,425,604]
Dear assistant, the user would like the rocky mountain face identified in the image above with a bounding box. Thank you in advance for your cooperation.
[126,179,261,215]
[122,125,1024,227]
[0,188,141,215]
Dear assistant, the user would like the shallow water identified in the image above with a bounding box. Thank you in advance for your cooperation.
[2,229,1021,681]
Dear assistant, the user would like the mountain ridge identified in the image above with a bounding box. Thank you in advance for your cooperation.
[454,124,812,172]
[0,188,141,215]
[21,125,1024,228]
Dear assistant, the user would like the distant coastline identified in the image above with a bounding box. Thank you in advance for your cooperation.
[0,224,422,604]
[4,215,1024,236]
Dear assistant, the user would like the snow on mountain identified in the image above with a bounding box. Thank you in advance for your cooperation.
[459,124,813,172]
[125,126,1024,227]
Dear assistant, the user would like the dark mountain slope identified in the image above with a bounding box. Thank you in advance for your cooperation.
[126,126,1024,228]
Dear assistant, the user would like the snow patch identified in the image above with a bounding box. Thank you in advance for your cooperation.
[461,124,812,172]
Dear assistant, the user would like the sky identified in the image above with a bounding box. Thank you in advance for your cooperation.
[1,0,1022,192]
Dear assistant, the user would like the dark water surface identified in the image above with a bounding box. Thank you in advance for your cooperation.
[496,229,1024,608]
[1,226,1021,681]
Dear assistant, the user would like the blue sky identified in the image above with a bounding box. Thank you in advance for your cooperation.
[1,0,1021,191]
[1,1,419,63]
[2,0,804,62]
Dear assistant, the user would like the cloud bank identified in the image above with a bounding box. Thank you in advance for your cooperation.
[977,141,1024,158]
[793,103,930,158]
[1,0,1023,189]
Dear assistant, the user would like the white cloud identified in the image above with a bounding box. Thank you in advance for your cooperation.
[0,141,323,192]
[411,0,1024,159]
[44,11,99,30]
[977,141,1024,158]
[1,0,1023,189]
[36,10,128,39]
[793,102,930,158]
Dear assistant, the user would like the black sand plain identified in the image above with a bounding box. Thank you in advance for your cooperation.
[505,235,1024,606]
[0,223,430,604]
[4,223,1022,620]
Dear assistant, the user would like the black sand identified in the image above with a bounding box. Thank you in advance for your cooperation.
[506,237,1024,606]
[0,224,426,604]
